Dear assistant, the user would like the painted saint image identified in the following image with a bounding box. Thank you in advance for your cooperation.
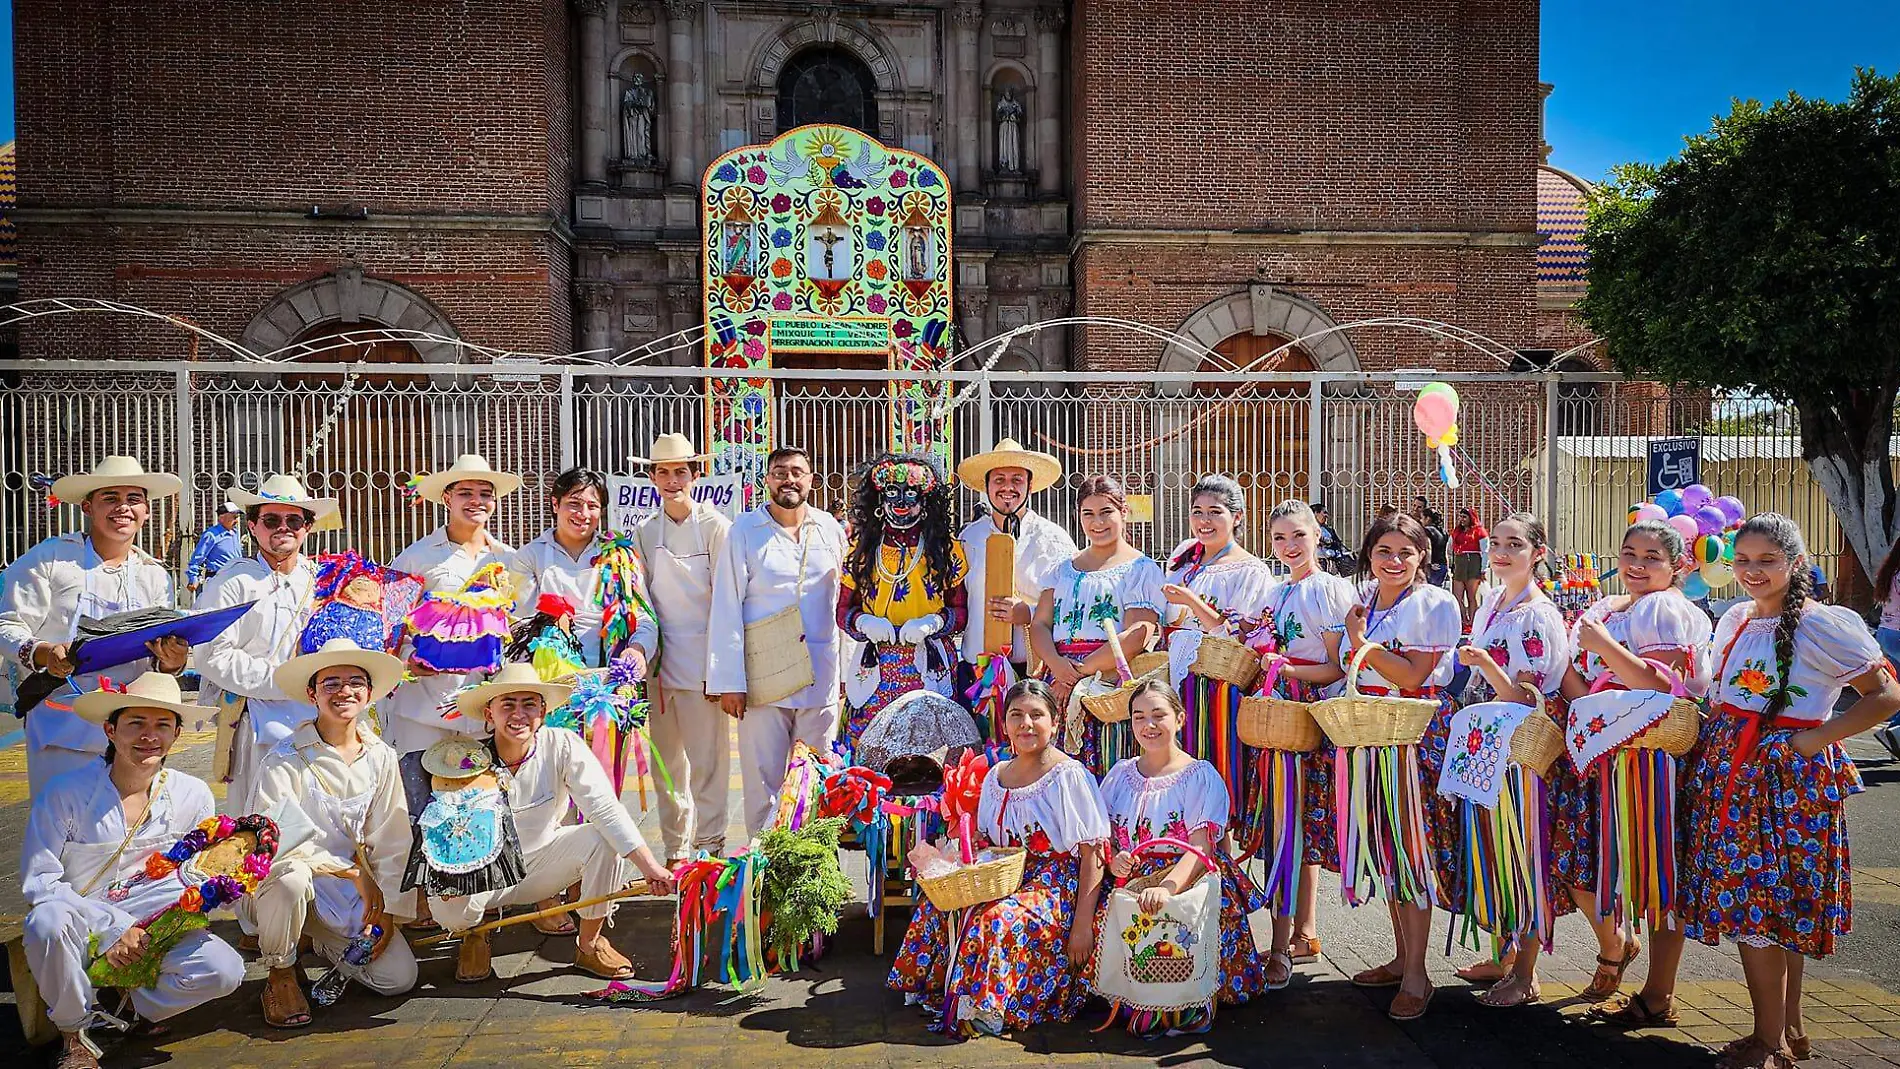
[806,224,852,282]
[904,227,933,282]
[723,222,757,277]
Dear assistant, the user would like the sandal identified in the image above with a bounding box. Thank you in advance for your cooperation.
[1388,985,1435,1021]
[456,930,494,984]
[1289,935,1321,964]
[1581,937,1642,1002]
[576,941,637,981]
[1788,1033,1811,1061]
[1477,974,1542,1008]
[1266,951,1293,991]
[262,967,312,1029]
[531,912,577,937]
[1588,992,1678,1028]
[55,1044,102,1069]
[1454,953,1517,984]
[1350,963,1405,988]
[1715,1036,1795,1069]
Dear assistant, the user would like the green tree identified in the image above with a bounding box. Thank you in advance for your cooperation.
[1582,70,1900,575]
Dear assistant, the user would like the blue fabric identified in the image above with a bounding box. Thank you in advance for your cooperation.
[74,600,257,675]
[1877,627,1900,726]
[186,524,243,585]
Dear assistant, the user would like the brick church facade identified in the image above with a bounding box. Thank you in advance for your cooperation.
[14,0,1576,376]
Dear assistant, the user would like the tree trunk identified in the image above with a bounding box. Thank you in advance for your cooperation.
[1800,378,1900,580]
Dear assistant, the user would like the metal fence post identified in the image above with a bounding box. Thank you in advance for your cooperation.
[1307,377,1324,506]
[558,371,576,472]
[977,371,995,452]
[1544,374,1561,548]
[174,369,194,577]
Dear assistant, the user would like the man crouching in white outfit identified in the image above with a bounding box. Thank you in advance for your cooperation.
[248,637,417,1028]
[20,672,243,1069]
[427,662,677,984]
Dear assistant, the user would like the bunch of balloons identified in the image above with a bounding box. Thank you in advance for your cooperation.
[1412,382,1461,489]
[1627,484,1746,600]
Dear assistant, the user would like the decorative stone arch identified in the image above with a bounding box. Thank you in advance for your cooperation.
[984,59,1037,90]
[240,265,463,364]
[749,18,904,95]
[1160,286,1360,382]
[609,45,667,81]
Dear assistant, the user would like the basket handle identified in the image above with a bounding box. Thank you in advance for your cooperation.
[1589,656,1687,698]
[1111,836,1218,888]
[1342,641,1383,698]
[1259,653,1286,695]
[1107,624,1135,684]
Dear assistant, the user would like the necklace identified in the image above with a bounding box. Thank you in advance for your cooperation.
[874,541,922,587]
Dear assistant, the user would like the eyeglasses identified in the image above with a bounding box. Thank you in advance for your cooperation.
[256,514,310,531]
[316,676,371,693]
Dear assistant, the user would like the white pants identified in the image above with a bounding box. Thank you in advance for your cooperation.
[428,824,632,932]
[648,687,733,859]
[381,714,475,759]
[27,746,102,798]
[250,858,418,995]
[226,711,302,816]
[738,703,838,838]
[23,898,243,1033]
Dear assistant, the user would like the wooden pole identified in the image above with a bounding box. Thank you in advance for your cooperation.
[411,881,651,948]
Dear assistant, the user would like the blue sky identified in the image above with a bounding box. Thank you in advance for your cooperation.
[0,3,1891,173]
[1542,0,1900,183]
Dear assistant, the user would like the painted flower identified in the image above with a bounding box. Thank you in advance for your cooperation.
[867,196,886,215]
[867,294,887,314]
[743,319,766,335]
[771,227,793,248]
[746,165,767,184]
[772,292,794,311]
[867,260,888,281]
[771,193,792,213]
[714,163,740,183]
[770,257,793,279]
[916,170,939,187]
[893,319,914,338]
[742,338,765,361]
[890,170,909,188]
[866,231,886,251]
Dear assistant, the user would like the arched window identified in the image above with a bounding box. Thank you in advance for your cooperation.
[776,46,878,136]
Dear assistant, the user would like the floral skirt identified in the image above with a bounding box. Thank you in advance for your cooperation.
[1680,709,1861,956]
[889,854,1088,1034]
[845,644,923,754]
[1092,851,1270,1020]
[1541,694,1596,917]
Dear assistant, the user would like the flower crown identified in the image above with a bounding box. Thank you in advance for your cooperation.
[870,458,940,493]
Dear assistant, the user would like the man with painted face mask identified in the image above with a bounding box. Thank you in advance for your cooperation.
[834,453,968,754]
[952,440,1074,741]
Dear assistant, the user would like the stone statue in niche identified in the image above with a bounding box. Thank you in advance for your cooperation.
[622,73,657,162]
[995,87,1024,174]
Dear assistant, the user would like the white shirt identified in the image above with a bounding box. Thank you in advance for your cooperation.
[21,762,217,938]
[195,554,318,703]
[0,533,175,754]
[957,510,1077,664]
[634,501,733,692]
[508,530,660,668]
[251,719,412,914]
[382,527,516,731]
[705,506,845,708]
[500,726,645,856]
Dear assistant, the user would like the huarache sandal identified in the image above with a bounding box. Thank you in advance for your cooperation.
[1388,986,1435,1021]
[1477,975,1542,1008]
[1289,935,1322,964]
[456,930,494,984]
[1716,1036,1795,1069]
[1588,992,1678,1028]
[1788,1032,1811,1060]
[55,1044,102,1069]
[262,967,312,1029]
[576,942,637,981]
[1454,953,1517,984]
[530,909,577,937]
[1266,950,1293,991]
[1581,937,1642,1002]
[1350,963,1405,988]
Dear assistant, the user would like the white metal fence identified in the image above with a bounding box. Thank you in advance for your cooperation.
[0,361,1849,590]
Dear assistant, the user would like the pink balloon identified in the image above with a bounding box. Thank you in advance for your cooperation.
[1693,505,1727,536]
[1667,514,1700,543]
[1680,484,1713,513]
[1412,392,1457,439]
[1630,502,1668,525]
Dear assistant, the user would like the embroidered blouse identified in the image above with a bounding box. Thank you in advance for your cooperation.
[1161,540,1278,640]
[1260,570,1355,666]
[1045,555,1167,647]
[1466,589,1572,701]
[1346,581,1462,694]
[1569,588,1713,697]
[1100,757,1229,855]
[977,756,1110,857]
[1709,603,1882,722]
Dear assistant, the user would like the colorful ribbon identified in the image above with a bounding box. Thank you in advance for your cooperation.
[1595,747,1678,932]
[1335,744,1438,908]
[1455,765,1553,953]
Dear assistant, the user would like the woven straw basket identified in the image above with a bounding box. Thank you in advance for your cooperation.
[918,846,1027,911]
[1081,644,1170,724]
[1618,660,1703,756]
[1309,643,1440,748]
[1190,633,1262,690]
[1236,656,1322,752]
[1508,691,1566,779]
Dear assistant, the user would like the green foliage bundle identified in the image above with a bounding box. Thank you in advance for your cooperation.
[759,816,853,968]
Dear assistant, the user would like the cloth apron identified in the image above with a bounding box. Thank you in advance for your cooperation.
[647,523,708,693]
[61,778,186,940]
[296,753,376,935]
[33,541,147,757]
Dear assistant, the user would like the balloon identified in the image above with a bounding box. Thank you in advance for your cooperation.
[1700,560,1734,588]
[1419,382,1460,406]
[1667,514,1700,543]
[1654,489,1685,517]
[1722,535,1735,564]
[1695,534,1724,564]
[1412,392,1458,439]
[1715,495,1746,526]
[1439,426,1458,448]
[1682,573,1710,600]
[1694,506,1727,536]
[1680,484,1713,513]
[1629,502,1669,525]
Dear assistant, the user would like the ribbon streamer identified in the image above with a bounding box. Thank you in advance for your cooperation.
[1455,765,1553,953]
[1335,744,1438,908]
[1241,748,1305,917]
[1595,747,1678,932]
[1183,675,1247,825]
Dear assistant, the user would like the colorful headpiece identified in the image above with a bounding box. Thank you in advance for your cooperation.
[870,457,941,493]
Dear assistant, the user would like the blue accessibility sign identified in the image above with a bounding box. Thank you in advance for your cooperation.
[1646,437,1701,496]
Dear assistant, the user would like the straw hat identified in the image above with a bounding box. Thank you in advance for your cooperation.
[71,671,213,725]
[274,637,405,703]
[955,438,1062,494]
[629,432,709,466]
[421,737,493,780]
[51,457,183,504]
[453,661,574,722]
[412,454,523,505]
[229,473,341,525]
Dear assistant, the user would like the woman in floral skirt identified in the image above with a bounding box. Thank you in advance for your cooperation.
[1089,679,1270,1034]
[888,679,1110,1038]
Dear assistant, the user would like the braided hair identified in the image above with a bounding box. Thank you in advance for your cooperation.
[1736,512,1810,724]
[1169,475,1248,570]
